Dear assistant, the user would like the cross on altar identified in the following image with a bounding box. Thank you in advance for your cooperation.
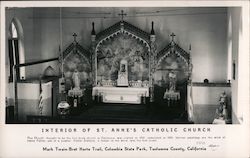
[118,10,127,21]
[73,33,77,41]
[170,33,176,41]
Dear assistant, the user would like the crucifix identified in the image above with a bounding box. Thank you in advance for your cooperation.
[118,10,127,21]
[170,32,176,41]
[73,33,77,41]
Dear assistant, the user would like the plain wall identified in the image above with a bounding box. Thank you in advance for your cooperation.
[192,86,231,105]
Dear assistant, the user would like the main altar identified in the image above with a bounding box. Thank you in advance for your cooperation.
[92,56,149,104]
[87,12,192,106]
[89,15,155,104]
[56,10,192,109]
[92,87,149,104]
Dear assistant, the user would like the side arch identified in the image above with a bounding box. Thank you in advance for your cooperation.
[157,42,190,68]
[60,40,92,89]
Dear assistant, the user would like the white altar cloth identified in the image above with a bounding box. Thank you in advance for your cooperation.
[92,87,149,104]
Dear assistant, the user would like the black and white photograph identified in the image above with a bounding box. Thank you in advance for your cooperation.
[0,1,249,158]
[4,6,244,124]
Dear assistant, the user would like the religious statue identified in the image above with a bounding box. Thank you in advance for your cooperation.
[68,69,83,109]
[218,91,227,118]
[164,71,180,104]
[121,64,126,72]
[168,70,177,92]
[72,69,80,89]
[117,59,129,86]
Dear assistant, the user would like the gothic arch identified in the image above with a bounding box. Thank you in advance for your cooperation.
[63,42,91,67]
[61,39,92,89]
[95,28,151,54]
[8,17,25,80]
[157,41,190,68]
[92,21,152,83]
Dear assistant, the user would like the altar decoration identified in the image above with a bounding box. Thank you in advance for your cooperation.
[57,101,70,115]
[117,59,129,86]
[92,87,149,104]
[101,80,117,87]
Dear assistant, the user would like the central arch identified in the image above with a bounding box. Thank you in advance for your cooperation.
[93,21,151,85]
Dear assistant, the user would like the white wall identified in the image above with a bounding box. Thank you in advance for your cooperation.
[192,86,231,105]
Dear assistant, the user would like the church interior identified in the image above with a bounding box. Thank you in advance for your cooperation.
[4,7,245,124]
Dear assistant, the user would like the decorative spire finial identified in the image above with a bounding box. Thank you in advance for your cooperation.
[73,33,77,42]
[118,10,127,21]
[170,32,176,41]
[151,21,155,35]
[91,22,96,35]
[189,44,192,51]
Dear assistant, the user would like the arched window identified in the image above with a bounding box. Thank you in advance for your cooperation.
[8,18,25,81]
[11,22,18,38]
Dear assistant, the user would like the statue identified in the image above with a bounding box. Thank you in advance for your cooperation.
[168,70,177,92]
[72,69,80,89]
[68,69,83,108]
[117,59,129,86]
[121,64,126,72]
[218,91,227,118]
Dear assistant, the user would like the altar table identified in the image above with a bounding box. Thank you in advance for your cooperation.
[92,87,149,104]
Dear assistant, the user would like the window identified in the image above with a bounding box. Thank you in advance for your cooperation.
[11,22,18,38]
[8,18,25,81]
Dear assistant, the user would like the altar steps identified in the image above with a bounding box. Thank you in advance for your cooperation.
[79,104,148,121]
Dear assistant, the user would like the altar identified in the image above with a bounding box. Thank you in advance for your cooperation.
[92,87,149,104]
[90,18,192,107]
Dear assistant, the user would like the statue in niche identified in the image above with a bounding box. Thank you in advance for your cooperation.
[72,69,80,89]
[117,59,129,87]
[121,64,126,72]
[168,70,177,92]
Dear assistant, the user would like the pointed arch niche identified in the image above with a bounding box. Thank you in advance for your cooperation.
[92,21,151,85]
[60,36,92,90]
[155,38,192,86]
[154,34,192,111]
[91,20,156,104]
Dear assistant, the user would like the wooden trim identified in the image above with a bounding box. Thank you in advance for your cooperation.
[191,82,231,87]
[17,57,58,68]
